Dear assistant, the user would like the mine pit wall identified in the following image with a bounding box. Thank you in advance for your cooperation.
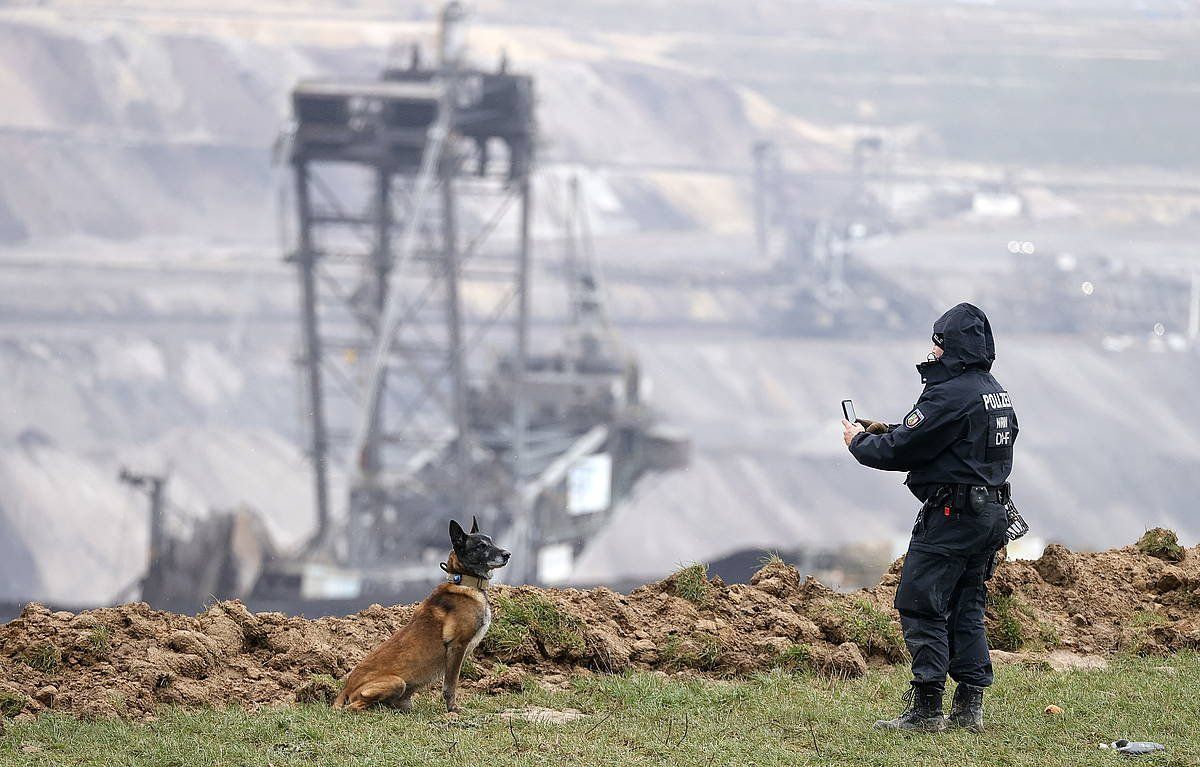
[4,6,1200,616]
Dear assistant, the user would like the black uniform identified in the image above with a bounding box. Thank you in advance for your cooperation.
[850,303,1017,693]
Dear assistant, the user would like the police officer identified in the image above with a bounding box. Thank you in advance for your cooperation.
[841,303,1017,733]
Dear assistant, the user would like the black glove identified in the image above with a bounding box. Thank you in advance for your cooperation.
[856,418,891,435]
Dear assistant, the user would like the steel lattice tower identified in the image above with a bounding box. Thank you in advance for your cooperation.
[286,4,535,573]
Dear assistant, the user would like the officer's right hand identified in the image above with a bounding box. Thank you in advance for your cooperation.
[842,419,865,447]
[856,418,890,435]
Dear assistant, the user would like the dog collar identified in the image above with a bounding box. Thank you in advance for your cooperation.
[441,563,490,591]
[446,573,489,591]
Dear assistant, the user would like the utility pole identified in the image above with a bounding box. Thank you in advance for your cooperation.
[119,468,167,600]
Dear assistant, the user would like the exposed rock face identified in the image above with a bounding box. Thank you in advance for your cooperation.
[0,12,828,247]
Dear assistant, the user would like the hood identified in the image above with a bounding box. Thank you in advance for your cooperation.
[918,303,995,382]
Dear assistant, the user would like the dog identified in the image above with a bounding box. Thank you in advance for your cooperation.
[333,517,510,713]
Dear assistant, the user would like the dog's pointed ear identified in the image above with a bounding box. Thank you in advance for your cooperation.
[449,519,467,549]
[470,516,479,534]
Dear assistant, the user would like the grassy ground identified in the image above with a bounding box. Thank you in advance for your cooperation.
[2,654,1197,767]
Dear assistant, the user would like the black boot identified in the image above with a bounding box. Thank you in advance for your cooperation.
[947,683,985,732]
[873,682,946,732]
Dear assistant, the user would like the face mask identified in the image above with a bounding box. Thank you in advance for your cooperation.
[926,352,938,363]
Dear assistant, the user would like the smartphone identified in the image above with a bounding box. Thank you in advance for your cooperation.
[841,399,856,423]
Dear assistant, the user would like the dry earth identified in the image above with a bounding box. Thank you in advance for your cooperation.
[1,530,1197,722]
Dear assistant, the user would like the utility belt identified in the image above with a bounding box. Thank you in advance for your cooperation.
[924,482,1011,516]
[922,481,1028,543]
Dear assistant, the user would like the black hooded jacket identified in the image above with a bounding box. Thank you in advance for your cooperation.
[849,303,1017,500]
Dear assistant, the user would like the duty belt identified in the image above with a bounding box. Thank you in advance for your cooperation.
[928,482,1011,515]
[973,483,1011,504]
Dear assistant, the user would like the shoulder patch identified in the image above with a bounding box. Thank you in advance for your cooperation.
[904,408,925,429]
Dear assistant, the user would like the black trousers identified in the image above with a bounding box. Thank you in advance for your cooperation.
[893,491,1008,693]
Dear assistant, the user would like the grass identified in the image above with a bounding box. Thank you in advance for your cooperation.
[984,595,1059,653]
[988,594,1036,652]
[1121,610,1173,657]
[480,593,586,659]
[758,552,788,568]
[294,676,342,706]
[1038,624,1061,650]
[1137,529,1186,563]
[669,563,713,608]
[0,692,26,719]
[459,656,481,681]
[773,643,815,674]
[82,627,111,660]
[841,599,907,660]
[1129,611,1170,629]
[2,654,1198,766]
[659,633,724,672]
[20,644,61,675]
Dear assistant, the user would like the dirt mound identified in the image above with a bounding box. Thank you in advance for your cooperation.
[2,537,1199,721]
[0,600,412,721]
[981,541,1200,656]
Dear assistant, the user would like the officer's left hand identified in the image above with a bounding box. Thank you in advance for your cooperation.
[841,419,864,447]
[856,418,890,435]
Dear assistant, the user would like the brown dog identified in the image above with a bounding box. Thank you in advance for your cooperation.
[333,518,510,713]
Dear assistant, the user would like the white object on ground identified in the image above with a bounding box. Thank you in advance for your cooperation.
[1111,740,1165,755]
